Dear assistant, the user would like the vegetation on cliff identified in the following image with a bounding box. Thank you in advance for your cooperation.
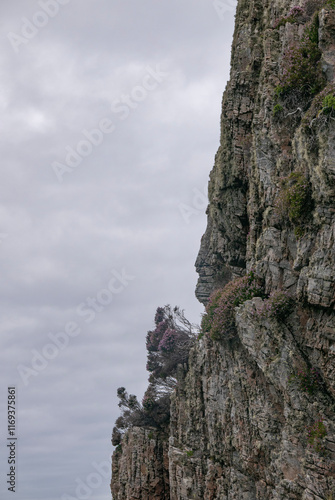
[112,306,197,445]
[274,0,335,116]
[200,271,264,340]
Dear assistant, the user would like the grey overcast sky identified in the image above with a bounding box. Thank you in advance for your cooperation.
[0,1,236,499]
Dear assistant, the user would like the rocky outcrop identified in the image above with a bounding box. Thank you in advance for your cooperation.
[196,0,265,303]
[111,0,335,498]
[111,427,169,500]
[169,304,335,499]
[196,0,335,306]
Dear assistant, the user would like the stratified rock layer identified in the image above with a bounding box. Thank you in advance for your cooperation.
[169,304,335,499]
[111,427,169,500]
[111,0,335,498]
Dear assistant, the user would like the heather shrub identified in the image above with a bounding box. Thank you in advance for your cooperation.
[289,367,323,394]
[201,288,223,335]
[113,306,197,438]
[146,318,169,352]
[275,0,335,28]
[274,172,312,236]
[146,305,197,381]
[274,6,305,28]
[201,271,264,341]
[154,306,165,324]
[257,290,293,320]
[158,328,179,352]
[307,417,327,454]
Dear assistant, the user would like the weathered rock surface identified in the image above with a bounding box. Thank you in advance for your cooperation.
[169,304,335,499]
[111,0,335,498]
[111,427,169,500]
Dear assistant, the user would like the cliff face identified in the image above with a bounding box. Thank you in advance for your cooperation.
[111,0,335,498]
[111,427,169,499]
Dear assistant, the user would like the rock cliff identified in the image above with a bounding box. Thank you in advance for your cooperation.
[111,0,335,498]
[111,427,169,499]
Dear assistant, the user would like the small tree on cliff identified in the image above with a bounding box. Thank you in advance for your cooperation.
[112,305,197,440]
[145,305,197,392]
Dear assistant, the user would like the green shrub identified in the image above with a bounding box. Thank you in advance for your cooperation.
[201,272,264,341]
[322,94,335,114]
[286,175,310,224]
[274,85,285,98]
[186,450,194,457]
[301,83,335,127]
[274,172,312,236]
[273,104,284,116]
[307,418,327,454]
[277,15,325,99]
[115,444,122,454]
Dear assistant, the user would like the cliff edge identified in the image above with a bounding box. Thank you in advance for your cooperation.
[111,0,335,498]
